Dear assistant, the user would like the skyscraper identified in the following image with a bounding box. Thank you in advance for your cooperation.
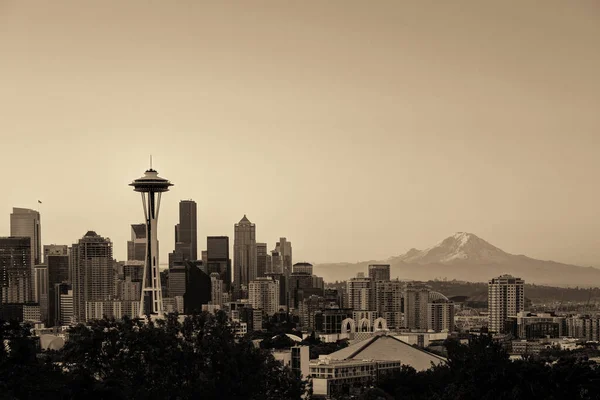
[488,274,525,334]
[71,231,114,323]
[10,208,41,300]
[273,238,292,277]
[368,264,390,281]
[43,244,68,262]
[173,200,197,262]
[347,273,375,312]
[233,215,256,294]
[34,264,49,324]
[404,283,430,330]
[47,249,69,327]
[256,243,268,278]
[0,237,32,304]
[127,224,146,261]
[207,236,231,291]
[210,272,223,307]
[375,280,403,329]
[130,167,173,317]
[249,277,280,316]
[292,262,313,275]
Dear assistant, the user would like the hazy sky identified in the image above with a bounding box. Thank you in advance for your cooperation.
[1,0,599,267]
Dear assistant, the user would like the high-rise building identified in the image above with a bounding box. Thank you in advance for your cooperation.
[248,277,280,316]
[210,272,223,306]
[127,224,146,261]
[272,238,292,277]
[0,237,32,304]
[171,200,197,264]
[71,231,114,323]
[375,280,403,329]
[293,262,313,275]
[347,273,375,312]
[404,283,430,330]
[233,215,256,293]
[34,264,49,324]
[368,264,390,281]
[47,250,69,327]
[130,167,173,317]
[43,244,68,262]
[256,243,268,278]
[57,285,73,325]
[168,263,187,298]
[207,236,231,291]
[488,274,525,334]
[10,208,41,300]
[428,299,455,332]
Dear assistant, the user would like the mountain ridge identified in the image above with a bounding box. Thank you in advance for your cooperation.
[314,232,600,287]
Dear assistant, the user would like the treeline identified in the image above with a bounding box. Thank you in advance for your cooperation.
[0,312,306,400]
[360,335,600,400]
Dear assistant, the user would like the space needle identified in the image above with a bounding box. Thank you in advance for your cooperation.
[130,161,173,318]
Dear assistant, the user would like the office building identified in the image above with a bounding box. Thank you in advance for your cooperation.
[47,250,69,326]
[347,273,375,312]
[233,215,256,293]
[43,244,68,262]
[293,262,313,275]
[10,208,41,299]
[248,277,280,316]
[272,238,292,277]
[0,237,32,304]
[206,236,231,291]
[71,231,114,323]
[488,275,524,334]
[210,272,223,306]
[126,224,146,261]
[55,284,73,326]
[34,264,49,324]
[170,200,197,265]
[404,283,430,330]
[375,280,403,330]
[368,264,390,281]
[427,299,455,332]
[183,261,211,314]
[314,309,354,334]
[256,243,268,278]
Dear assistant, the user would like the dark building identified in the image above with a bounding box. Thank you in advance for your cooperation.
[169,200,198,267]
[126,224,146,261]
[288,272,323,309]
[0,237,32,304]
[183,261,211,314]
[46,253,69,327]
[368,264,391,281]
[256,243,268,279]
[265,272,287,309]
[314,308,353,334]
[207,236,232,291]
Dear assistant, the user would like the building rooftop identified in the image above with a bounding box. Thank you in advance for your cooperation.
[325,334,446,371]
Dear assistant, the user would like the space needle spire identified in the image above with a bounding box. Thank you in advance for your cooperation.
[130,161,173,318]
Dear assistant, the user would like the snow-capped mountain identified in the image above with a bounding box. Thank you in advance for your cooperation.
[314,232,600,287]
[394,232,513,264]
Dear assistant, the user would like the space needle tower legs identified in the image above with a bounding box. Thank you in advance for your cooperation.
[130,165,173,318]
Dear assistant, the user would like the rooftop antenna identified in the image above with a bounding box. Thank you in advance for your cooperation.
[150,155,153,170]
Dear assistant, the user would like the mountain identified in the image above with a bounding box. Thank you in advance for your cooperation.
[314,232,600,287]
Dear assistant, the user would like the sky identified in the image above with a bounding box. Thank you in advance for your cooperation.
[1,0,599,267]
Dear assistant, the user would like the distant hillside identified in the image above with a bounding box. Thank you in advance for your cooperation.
[314,232,600,287]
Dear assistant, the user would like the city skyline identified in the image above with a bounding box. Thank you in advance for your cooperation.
[1,1,599,267]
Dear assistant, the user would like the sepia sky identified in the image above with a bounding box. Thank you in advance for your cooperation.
[1,0,599,267]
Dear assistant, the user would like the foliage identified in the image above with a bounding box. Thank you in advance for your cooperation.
[0,312,306,399]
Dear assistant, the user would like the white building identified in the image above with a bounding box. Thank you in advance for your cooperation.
[488,275,524,334]
[347,273,375,312]
[248,277,280,316]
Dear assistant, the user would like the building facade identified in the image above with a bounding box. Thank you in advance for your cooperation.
[248,277,280,316]
[71,231,114,323]
[368,264,390,281]
[0,237,32,304]
[10,208,41,299]
[488,275,525,334]
[233,215,257,293]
